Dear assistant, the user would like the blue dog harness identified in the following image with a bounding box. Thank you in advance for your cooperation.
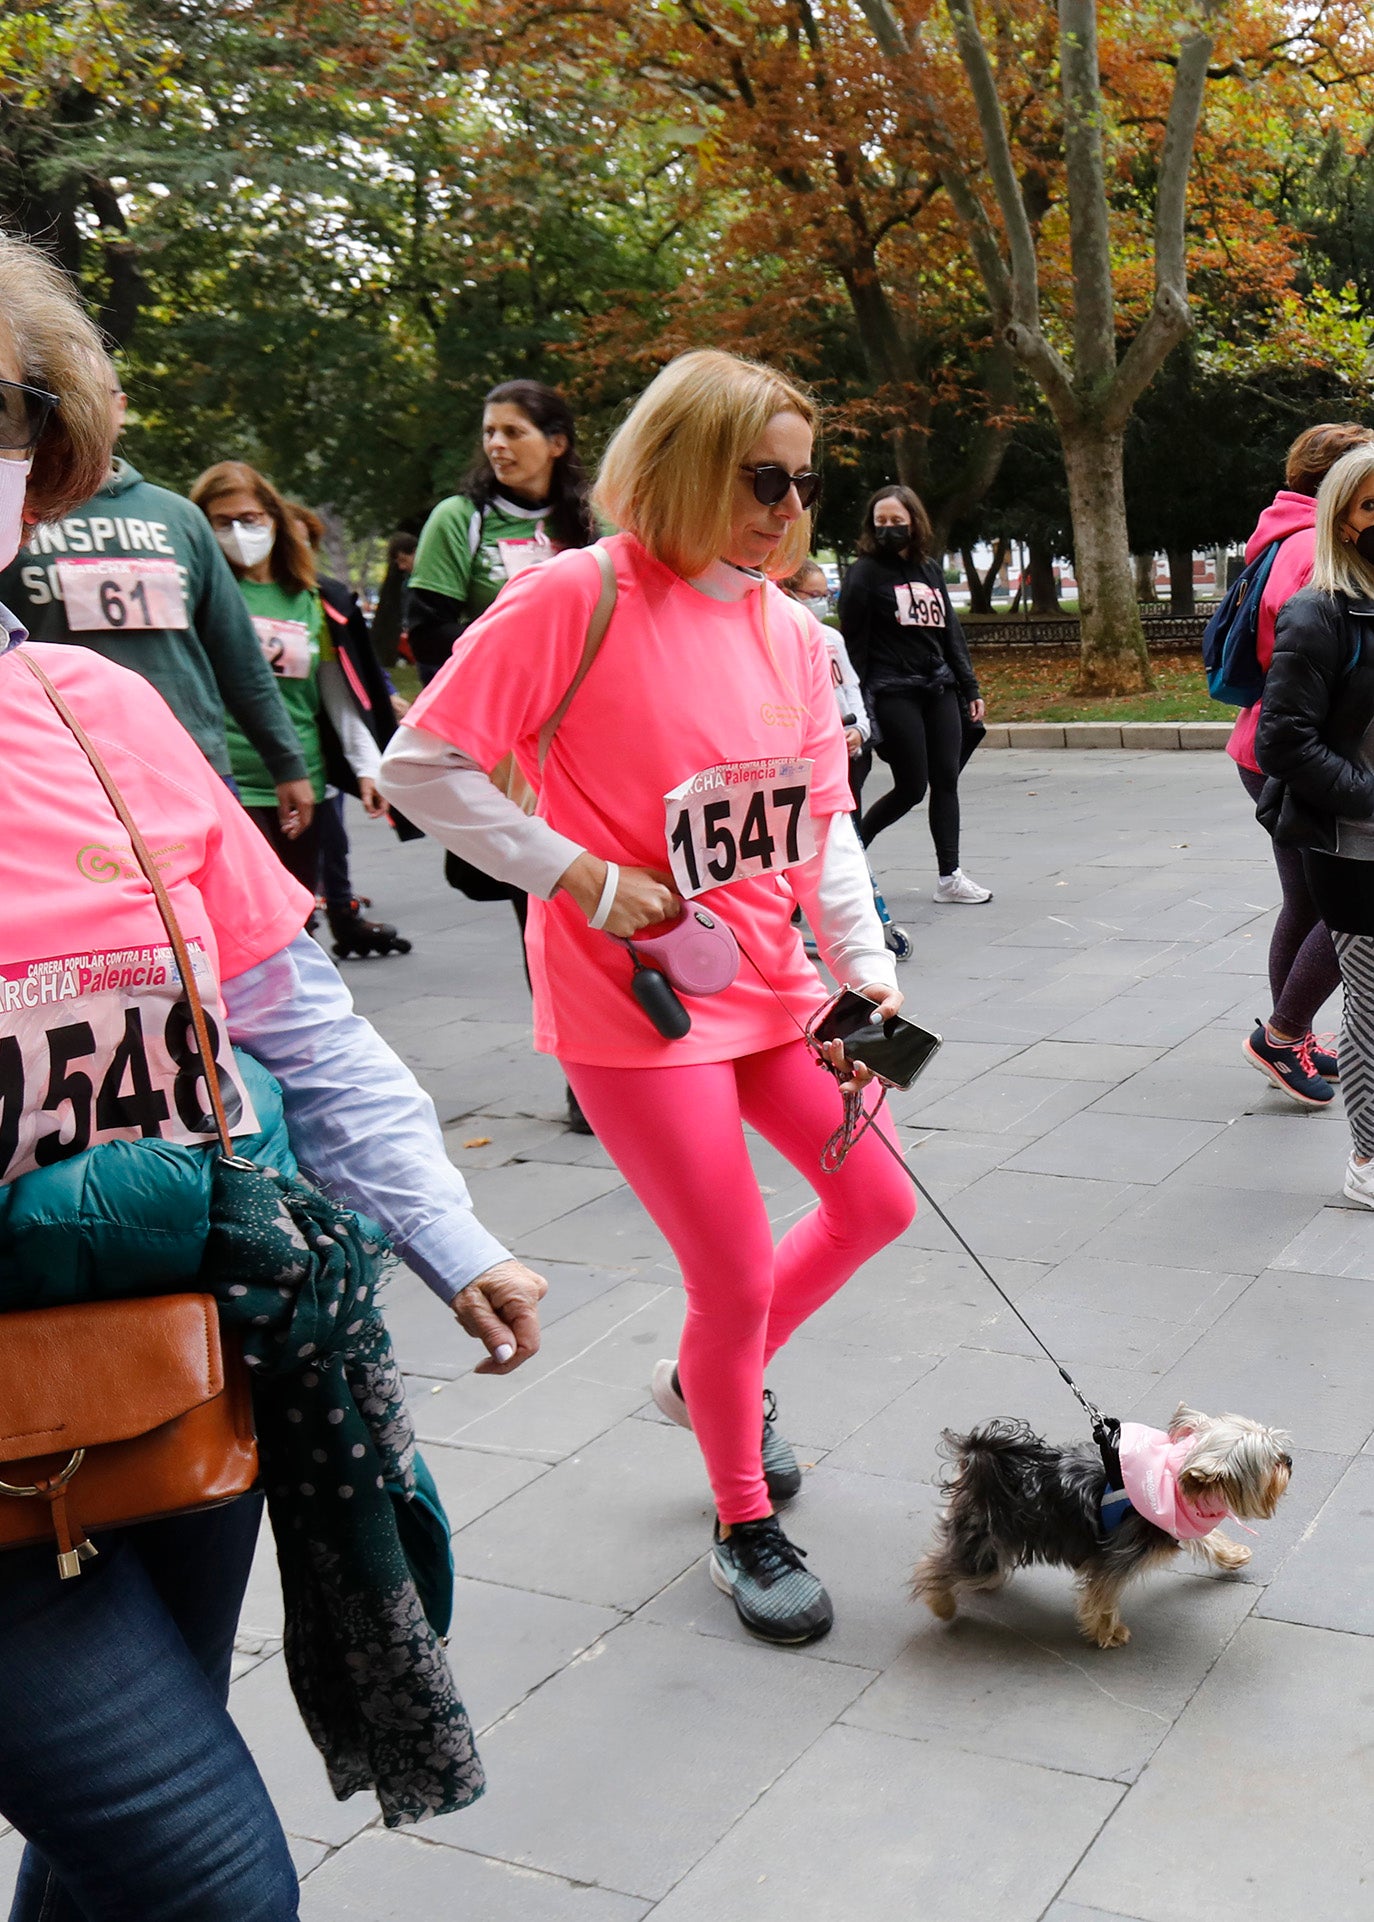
[1095,1417,1134,1536]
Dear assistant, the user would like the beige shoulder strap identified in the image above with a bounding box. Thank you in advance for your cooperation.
[490,543,618,814]
[537,543,618,771]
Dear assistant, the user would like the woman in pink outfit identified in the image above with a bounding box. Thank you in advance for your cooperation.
[1233,422,1373,1105]
[380,351,918,1646]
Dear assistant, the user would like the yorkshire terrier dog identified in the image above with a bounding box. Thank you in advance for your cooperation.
[912,1403,1292,1649]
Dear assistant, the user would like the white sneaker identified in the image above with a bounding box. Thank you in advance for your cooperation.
[1344,1155,1374,1208]
[651,1359,691,1429]
[933,869,992,904]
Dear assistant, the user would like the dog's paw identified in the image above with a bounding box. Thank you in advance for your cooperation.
[923,1589,957,1622]
[1211,1540,1252,1572]
[1087,1618,1131,1649]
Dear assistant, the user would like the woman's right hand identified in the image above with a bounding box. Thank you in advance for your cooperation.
[558,852,681,936]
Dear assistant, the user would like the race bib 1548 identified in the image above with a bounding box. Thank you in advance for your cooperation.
[57,558,188,633]
[665,758,816,899]
[0,942,258,1187]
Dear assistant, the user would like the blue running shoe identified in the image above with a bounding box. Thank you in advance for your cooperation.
[1243,1020,1334,1106]
[711,1515,833,1644]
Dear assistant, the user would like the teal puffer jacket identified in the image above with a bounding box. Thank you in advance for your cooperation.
[0,1052,294,1304]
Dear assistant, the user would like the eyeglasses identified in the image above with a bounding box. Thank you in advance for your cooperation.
[0,377,60,455]
[740,464,821,511]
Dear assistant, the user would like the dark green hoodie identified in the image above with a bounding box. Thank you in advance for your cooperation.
[0,461,305,783]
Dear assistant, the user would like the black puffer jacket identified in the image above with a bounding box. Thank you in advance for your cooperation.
[1255,586,1374,851]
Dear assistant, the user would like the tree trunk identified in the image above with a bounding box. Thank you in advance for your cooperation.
[1061,425,1153,694]
[959,539,1008,616]
[1166,547,1195,616]
[1028,539,1062,614]
[1133,552,1158,602]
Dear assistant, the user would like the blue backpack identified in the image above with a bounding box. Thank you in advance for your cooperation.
[1202,540,1281,706]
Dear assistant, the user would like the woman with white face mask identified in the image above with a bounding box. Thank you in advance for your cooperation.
[190,461,383,895]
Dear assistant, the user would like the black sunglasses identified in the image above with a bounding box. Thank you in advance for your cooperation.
[0,377,60,455]
[740,463,821,511]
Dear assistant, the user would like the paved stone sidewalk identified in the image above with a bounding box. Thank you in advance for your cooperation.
[8,749,1373,1918]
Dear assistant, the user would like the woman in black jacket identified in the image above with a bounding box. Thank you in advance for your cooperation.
[1256,443,1374,1207]
[839,485,990,903]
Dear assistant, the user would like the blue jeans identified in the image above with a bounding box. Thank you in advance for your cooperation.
[0,1494,298,1921]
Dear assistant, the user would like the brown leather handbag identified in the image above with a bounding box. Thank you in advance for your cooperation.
[0,654,260,1577]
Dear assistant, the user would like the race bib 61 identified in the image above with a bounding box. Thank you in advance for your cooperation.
[0,943,258,1187]
[665,758,816,899]
[57,558,188,633]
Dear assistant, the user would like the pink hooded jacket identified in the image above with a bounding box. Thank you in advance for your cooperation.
[1118,1422,1229,1541]
[1227,490,1317,773]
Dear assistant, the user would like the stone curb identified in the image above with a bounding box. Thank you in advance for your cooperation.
[982,722,1231,750]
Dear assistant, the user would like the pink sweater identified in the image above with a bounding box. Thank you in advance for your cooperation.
[1118,1423,1229,1541]
[1227,491,1317,774]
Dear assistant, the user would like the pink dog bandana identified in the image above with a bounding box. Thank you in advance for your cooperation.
[1117,1423,1229,1541]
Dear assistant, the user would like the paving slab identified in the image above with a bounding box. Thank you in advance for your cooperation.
[1076,1177,1321,1275]
[422,1620,873,1900]
[1002,1111,1223,1185]
[1257,1454,1374,1632]
[1132,1269,1374,1453]
[1064,1618,1374,1921]
[451,1418,712,1609]
[298,1831,651,1921]
[848,1558,1256,1782]
[646,1723,1121,1922]
[920,1167,1142,1262]
[447,1577,622,1733]
[229,1655,377,1848]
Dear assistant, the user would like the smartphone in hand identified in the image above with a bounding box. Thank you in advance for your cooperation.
[809,989,942,1090]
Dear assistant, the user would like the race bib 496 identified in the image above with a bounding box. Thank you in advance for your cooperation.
[664,758,816,899]
[0,943,258,1186]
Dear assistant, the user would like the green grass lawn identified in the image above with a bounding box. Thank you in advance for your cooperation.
[974,648,1218,723]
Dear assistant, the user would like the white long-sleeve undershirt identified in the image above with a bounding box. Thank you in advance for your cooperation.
[317,658,382,785]
[378,725,897,990]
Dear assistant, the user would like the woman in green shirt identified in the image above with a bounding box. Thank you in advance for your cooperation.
[190,461,386,894]
[408,380,597,684]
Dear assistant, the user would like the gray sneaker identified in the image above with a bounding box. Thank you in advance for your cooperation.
[651,1362,802,1506]
[711,1515,833,1644]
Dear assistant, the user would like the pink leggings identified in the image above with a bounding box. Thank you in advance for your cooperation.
[563,1041,917,1523]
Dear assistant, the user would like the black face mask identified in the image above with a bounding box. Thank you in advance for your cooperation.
[874,526,909,554]
[1355,525,1374,566]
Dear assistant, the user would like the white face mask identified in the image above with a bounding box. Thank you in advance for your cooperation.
[215,519,275,569]
[803,594,831,621]
[0,456,32,572]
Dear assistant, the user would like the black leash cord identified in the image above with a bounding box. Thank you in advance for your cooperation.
[735,934,1111,1439]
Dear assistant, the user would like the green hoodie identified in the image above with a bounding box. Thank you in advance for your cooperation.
[0,461,306,784]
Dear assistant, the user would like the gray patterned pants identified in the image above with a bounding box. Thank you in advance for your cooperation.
[1333,931,1374,1156]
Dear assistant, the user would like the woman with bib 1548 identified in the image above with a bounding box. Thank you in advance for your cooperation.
[381,350,917,1648]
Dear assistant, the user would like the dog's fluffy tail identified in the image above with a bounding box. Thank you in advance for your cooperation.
[938,1419,1046,1496]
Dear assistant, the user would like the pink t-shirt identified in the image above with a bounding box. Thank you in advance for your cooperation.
[405,534,854,1066]
[0,642,312,1181]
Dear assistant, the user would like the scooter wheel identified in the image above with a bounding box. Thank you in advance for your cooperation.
[885,925,914,961]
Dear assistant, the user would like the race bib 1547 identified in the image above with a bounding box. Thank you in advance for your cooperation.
[0,942,258,1186]
[57,558,188,633]
[664,758,816,899]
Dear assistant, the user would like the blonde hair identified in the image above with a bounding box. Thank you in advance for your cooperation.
[0,231,111,522]
[1312,446,1374,598]
[594,349,817,580]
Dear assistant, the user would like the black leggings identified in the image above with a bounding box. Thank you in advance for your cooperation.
[1238,765,1341,1033]
[859,688,963,873]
